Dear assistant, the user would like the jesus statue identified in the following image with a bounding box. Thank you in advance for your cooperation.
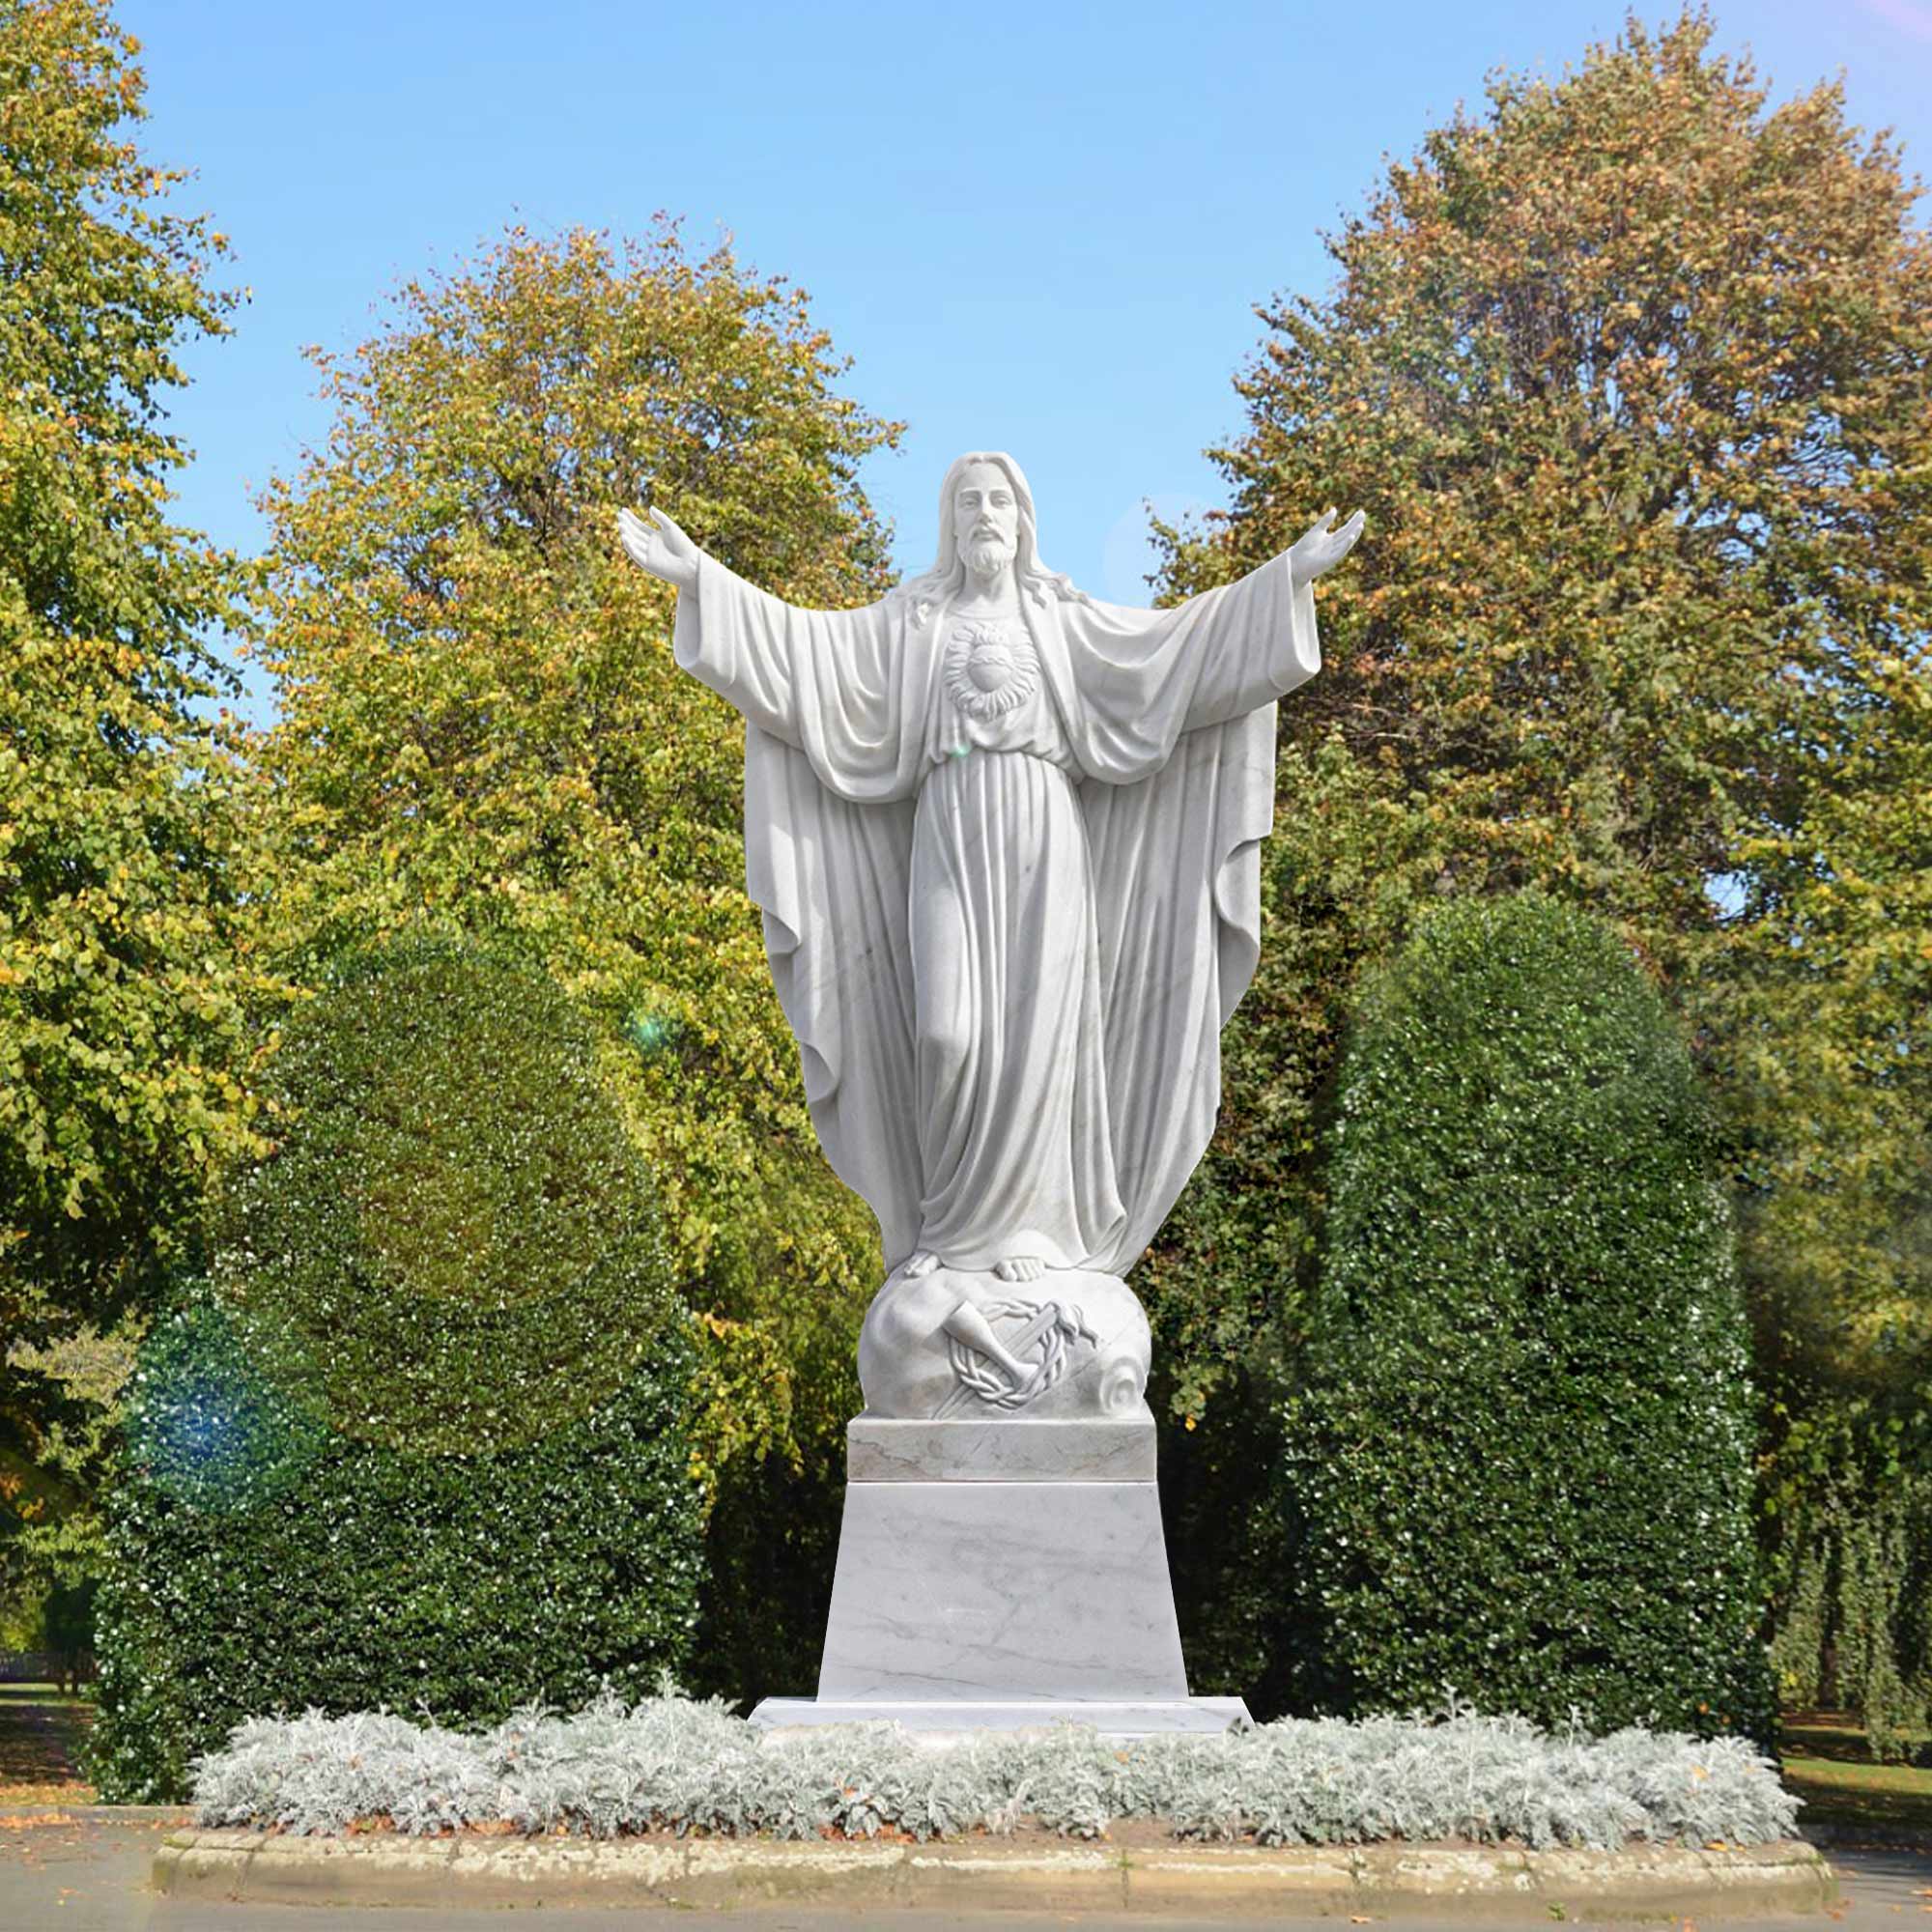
[619,454,1361,1419]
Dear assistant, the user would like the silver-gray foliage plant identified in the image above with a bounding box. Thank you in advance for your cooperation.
[190,1687,1799,1849]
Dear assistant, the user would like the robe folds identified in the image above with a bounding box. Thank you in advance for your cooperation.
[671,551,1321,1278]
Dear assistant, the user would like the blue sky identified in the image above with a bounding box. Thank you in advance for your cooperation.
[121,0,1931,716]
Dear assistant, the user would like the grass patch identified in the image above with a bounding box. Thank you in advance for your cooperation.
[0,1683,96,1803]
[1779,1711,1932,1836]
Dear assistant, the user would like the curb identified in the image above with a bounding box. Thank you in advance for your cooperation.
[155,1829,1837,1918]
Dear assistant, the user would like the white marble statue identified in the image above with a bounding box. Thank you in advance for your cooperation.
[620,454,1361,1421]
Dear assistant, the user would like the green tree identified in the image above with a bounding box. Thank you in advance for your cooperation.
[249,223,901,1698]
[1149,8,1932,1709]
[0,0,274,1589]
[1766,1407,1931,1759]
[1280,895,1773,1737]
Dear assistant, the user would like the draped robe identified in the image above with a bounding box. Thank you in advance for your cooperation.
[671,551,1321,1278]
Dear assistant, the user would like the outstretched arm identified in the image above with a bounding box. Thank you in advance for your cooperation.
[616,501,907,785]
[619,500,812,736]
[1116,504,1365,740]
[1082,502,1368,742]
[618,497,825,739]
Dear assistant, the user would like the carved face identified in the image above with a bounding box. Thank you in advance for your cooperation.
[952,462,1019,580]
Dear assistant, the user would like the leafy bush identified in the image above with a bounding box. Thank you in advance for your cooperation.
[188,1689,1800,1849]
[87,943,704,1801]
[1280,894,1774,1739]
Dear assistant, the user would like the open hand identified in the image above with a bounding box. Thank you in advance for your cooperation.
[1287,508,1366,591]
[617,504,700,589]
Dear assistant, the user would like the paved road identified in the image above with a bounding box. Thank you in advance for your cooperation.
[2,1809,1926,1929]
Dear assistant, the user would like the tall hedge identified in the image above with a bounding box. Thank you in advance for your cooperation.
[1280,895,1773,1739]
[88,944,704,1801]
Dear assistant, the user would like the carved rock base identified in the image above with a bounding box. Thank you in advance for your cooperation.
[858,1265,1151,1419]
[748,1414,1251,1738]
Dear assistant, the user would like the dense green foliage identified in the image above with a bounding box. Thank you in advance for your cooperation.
[248,225,900,1698]
[0,0,278,1595]
[87,946,704,1800]
[218,946,683,1457]
[1279,895,1773,1739]
[1149,10,1932,1714]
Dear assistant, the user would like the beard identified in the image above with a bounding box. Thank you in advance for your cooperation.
[965,533,1016,582]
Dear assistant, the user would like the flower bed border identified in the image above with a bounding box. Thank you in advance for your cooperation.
[155,1826,1834,1918]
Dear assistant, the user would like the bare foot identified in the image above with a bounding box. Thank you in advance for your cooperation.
[994,1256,1047,1284]
[902,1250,942,1278]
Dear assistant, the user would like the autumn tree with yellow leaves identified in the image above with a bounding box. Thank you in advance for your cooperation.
[1151,10,1932,1721]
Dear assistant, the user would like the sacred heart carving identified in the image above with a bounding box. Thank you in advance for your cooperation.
[945,619,1039,721]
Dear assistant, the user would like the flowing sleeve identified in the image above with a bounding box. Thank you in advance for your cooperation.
[668,554,925,1262]
[1080,703,1277,1277]
[671,552,913,803]
[743,727,922,1268]
[1058,551,1319,779]
[1049,561,1318,1276]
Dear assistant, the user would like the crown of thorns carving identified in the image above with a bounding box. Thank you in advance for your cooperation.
[946,1297,1099,1412]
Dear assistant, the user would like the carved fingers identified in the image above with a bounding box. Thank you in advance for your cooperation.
[616,505,658,573]
[1329,507,1367,562]
[615,504,699,587]
[1288,506,1368,589]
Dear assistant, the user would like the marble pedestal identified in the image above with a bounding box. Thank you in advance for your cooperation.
[750,1416,1250,1738]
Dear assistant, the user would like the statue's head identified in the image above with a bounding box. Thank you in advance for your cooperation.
[951,457,1021,585]
[893,451,1088,620]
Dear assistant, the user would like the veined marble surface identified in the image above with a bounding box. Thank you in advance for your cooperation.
[847,1414,1155,1482]
[751,1696,1252,1738]
[817,1479,1188,1702]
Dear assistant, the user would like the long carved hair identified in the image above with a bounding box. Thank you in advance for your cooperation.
[888,450,1090,624]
